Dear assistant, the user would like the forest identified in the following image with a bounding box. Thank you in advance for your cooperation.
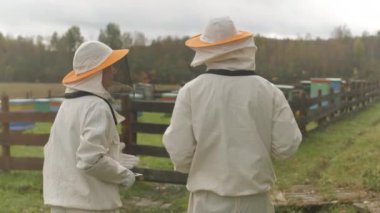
[0,23,379,85]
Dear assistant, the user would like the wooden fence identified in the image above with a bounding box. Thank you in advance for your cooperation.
[0,80,380,184]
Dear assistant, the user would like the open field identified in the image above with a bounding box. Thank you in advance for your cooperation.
[1,103,380,212]
[0,83,65,98]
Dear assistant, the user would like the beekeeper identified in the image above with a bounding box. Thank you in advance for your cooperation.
[43,41,138,213]
[163,17,302,213]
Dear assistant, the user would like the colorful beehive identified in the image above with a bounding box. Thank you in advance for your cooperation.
[326,78,342,93]
[50,98,64,112]
[160,91,178,102]
[134,83,154,100]
[300,80,311,95]
[129,92,143,100]
[310,78,330,110]
[9,99,35,131]
[34,98,51,112]
[326,78,343,105]
[309,78,344,110]
[275,84,295,101]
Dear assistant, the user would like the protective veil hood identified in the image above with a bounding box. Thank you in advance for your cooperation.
[64,72,112,100]
[188,17,258,71]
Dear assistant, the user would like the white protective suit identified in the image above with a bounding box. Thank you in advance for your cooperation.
[163,36,302,213]
[43,72,135,212]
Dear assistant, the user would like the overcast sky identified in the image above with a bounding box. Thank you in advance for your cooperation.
[1,0,379,40]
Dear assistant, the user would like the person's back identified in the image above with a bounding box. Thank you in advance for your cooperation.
[182,73,300,195]
[43,41,137,212]
[44,96,122,209]
[163,17,302,213]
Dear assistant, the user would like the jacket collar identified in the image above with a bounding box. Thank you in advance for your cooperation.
[203,69,257,76]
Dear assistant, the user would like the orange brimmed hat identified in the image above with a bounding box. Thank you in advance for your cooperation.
[62,41,129,84]
[185,16,253,48]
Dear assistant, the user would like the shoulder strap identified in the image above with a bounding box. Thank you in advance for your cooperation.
[202,69,257,76]
[64,91,118,125]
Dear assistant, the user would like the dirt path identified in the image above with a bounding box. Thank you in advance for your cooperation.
[273,185,380,212]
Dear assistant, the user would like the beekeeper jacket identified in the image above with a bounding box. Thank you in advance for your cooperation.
[163,71,302,196]
[43,73,134,210]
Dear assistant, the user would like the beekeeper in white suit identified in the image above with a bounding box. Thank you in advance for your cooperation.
[43,41,139,213]
[163,17,302,213]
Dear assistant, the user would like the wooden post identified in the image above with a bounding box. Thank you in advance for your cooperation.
[351,81,357,111]
[120,94,130,153]
[120,94,137,154]
[329,87,335,119]
[360,81,365,107]
[372,81,377,102]
[1,95,11,171]
[317,89,322,108]
[317,89,323,126]
[299,92,308,135]
[329,87,334,104]
[368,81,372,104]
[342,82,350,114]
[366,82,371,105]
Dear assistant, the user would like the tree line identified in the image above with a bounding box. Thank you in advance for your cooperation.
[0,23,379,85]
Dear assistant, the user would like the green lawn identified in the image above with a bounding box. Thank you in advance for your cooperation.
[1,104,380,212]
[274,103,380,195]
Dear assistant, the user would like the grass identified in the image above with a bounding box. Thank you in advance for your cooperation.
[137,113,173,170]
[0,171,45,213]
[2,103,380,212]
[10,123,51,158]
[274,102,380,196]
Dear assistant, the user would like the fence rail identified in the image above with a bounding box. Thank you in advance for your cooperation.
[1,80,380,184]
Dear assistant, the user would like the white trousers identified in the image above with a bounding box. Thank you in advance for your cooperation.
[50,206,120,213]
[188,191,275,213]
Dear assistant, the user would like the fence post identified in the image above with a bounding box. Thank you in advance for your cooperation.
[362,82,366,106]
[1,95,11,171]
[342,82,350,114]
[371,81,376,102]
[368,81,372,104]
[366,81,371,105]
[317,89,324,126]
[361,81,366,107]
[350,81,357,111]
[299,92,308,135]
[355,81,360,109]
[120,94,137,154]
[363,81,367,106]
[329,87,335,119]
[120,94,130,153]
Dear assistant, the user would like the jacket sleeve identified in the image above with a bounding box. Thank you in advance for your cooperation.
[271,88,302,160]
[76,102,134,185]
[163,86,196,173]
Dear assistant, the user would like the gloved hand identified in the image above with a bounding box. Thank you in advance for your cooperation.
[119,153,140,169]
[118,142,139,169]
[119,142,126,152]
[122,169,136,188]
